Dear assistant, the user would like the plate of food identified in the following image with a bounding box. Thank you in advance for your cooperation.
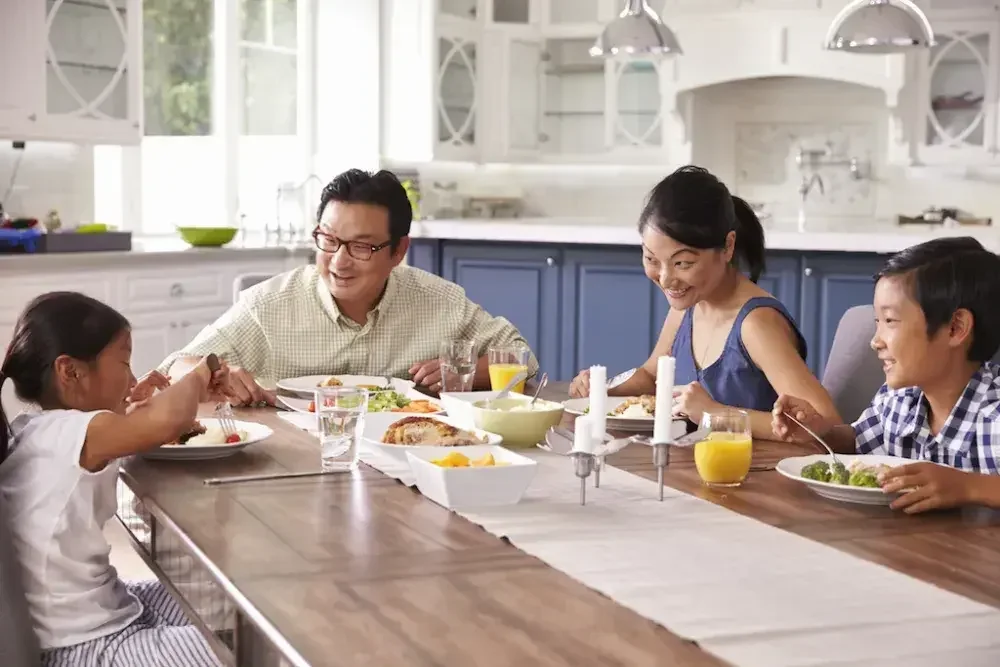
[276,391,442,415]
[775,454,909,505]
[362,412,502,464]
[142,418,274,461]
[562,393,684,432]
[276,374,415,397]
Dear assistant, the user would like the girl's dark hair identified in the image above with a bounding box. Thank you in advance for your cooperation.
[0,292,130,463]
[638,165,767,282]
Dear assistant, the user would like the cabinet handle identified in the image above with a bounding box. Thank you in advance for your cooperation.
[169,283,184,297]
[170,322,178,329]
[803,267,813,277]
[27,113,36,122]
[546,256,556,267]
[539,133,550,143]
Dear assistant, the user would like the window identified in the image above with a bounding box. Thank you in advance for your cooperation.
[95,0,315,236]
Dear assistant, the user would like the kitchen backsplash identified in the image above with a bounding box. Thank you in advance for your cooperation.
[0,141,94,225]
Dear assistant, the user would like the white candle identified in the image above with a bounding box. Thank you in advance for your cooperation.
[589,365,607,445]
[573,416,594,454]
[653,355,675,444]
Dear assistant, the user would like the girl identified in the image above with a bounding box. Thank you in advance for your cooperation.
[570,165,840,438]
[0,291,227,666]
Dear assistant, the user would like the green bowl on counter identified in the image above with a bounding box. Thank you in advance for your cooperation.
[470,397,565,448]
[177,226,239,247]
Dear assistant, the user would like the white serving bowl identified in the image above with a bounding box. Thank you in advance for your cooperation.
[405,445,538,509]
[361,411,502,464]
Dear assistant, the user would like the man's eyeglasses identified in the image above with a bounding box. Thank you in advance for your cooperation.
[312,227,392,261]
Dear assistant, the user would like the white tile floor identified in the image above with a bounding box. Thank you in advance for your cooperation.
[105,520,154,581]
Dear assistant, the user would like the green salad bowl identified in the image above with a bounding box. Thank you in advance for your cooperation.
[177,226,239,247]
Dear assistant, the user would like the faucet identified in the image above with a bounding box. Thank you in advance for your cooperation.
[273,174,324,244]
[797,172,825,232]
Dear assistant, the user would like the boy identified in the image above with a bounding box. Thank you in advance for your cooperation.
[772,236,1000,514]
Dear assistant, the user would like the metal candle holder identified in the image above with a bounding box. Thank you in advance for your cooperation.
[569,451,596,505]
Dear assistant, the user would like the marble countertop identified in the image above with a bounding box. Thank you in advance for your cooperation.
[410,217,999,254]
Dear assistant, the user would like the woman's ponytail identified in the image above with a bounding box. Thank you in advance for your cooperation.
[730,196,766,283]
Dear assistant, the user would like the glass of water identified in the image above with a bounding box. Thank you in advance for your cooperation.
[314,386,368,471]
[439,339,476,392]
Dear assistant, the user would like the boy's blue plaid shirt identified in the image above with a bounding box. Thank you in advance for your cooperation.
[853,361,1000,473]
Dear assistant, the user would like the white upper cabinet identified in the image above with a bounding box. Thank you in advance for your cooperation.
[911,19,1000,165]
[0,0,142,145]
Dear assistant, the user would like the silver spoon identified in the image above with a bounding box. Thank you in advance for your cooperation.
[495,369,528,401]
[782,411,843,468]
[528,372,548,407]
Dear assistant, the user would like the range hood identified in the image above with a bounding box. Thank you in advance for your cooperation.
[659,12,907,113]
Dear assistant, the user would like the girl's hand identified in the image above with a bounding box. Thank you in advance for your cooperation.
[129,370,170,404]
[569,369,591,398]
[881,462,977,514]
[194,355,230,402]
[672,382,719,424]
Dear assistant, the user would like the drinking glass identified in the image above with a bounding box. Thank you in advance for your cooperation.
[439,339,476,392]
[314,387,368,471]
[488,344,529,394]
[694,409,753,487]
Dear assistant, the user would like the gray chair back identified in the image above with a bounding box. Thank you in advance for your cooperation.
[822,304,1000,422]
[232,273,273,304]
[0,499,41,666]
[821,305,882,423]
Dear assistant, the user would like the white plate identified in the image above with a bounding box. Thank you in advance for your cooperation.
[361,412,502,464]
[142,418,273,461]
[562,394,684,433]
[276,374,415,397]
[775,454,908,506]
[277,390,443,415]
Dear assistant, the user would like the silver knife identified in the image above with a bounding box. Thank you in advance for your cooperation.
[629,427,711,448]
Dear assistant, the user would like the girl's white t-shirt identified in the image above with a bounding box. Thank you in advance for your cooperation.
[0,409,141,649]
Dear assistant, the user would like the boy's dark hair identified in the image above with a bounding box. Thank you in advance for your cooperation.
[638,165,767,282]
[0,292,130,464]
[316,168,413,250]
[875,237,1000,362]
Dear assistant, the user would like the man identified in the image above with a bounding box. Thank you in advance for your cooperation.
[159,168,537,404]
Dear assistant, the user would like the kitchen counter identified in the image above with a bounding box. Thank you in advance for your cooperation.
[410,217,999,254]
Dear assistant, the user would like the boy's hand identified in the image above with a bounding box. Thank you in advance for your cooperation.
[771,395,835,443]
[129,370,171,403]
[881,462,976,514]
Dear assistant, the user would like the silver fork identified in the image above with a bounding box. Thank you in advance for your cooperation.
[214,402,239,441]
[782,411,842,468]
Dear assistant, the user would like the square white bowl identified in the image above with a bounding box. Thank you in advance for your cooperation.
[439,390,531,428]
[405,445,538,510]
[361,411,502,464]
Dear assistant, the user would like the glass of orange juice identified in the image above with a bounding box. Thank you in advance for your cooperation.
[694,409,753,487]
[488,345,529,394]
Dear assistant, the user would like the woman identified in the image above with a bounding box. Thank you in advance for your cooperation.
[570,166,840,439]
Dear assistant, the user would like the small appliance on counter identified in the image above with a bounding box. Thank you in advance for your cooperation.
[897,207,992,227]
[0,214,132,254]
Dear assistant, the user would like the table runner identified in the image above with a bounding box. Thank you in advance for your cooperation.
[355,445,1000,667]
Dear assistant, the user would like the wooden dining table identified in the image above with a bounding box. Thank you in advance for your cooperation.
[115,383,1000,667]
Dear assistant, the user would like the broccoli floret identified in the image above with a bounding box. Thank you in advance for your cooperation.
[829,461,849,485]
[848,468,880,488]
[800,461,831,482]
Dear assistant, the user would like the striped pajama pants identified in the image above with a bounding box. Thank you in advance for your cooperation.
[42,580,222,667]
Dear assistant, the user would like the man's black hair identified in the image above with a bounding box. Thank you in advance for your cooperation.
[875,236,1000,362]
[316,169,412,250]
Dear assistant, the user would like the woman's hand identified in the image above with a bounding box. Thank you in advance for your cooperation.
[129,370,170,404]
[672,382,720,424]
[881,462,980,514]
[569,369,591,398]
[771,394,835,444]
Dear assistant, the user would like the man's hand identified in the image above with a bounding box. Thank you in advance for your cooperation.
[129,370,171,404]
[221,365,276,407]
[409,359,442,393]
[881,462,978,514]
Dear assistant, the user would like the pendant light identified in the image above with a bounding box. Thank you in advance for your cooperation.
[589,0,682,58]
[825,0,935,54]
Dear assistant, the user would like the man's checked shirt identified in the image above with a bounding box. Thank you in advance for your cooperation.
[853,362,1000,474]
[158,264,538,385]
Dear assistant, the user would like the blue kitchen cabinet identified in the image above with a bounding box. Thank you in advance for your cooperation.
[440,242,562,380]
[798,253,887,378]
[757,251,803,324]
[407,239,440,275]
[560,247,667,382]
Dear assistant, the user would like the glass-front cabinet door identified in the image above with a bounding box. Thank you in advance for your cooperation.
[436,27,480,159]
[607,58,663,160]
[44,0,142,143]
[918,22,999,165]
